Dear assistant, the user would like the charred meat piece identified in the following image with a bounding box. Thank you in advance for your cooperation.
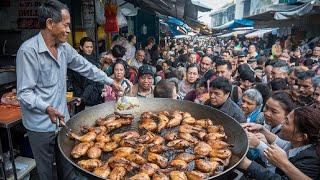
[164,131,178,141]
[204,132,226,141]
[113,147,136,158]
[92,163,110,179]
[170,159,188,170]
[166,111,183,128]
[149,145,171,154]
[152,171,169,180]
[139,163,160,176]
[181,117,196,125]
[169,171,188,180]
[138,131,155,144]
[156,114,170,132]
[112,131,140,142]
[167,139,192,149]
[209,148,232,159]
[96,133,111,143]
[194,118,213,128]
[139,118,158,132]
[141,112,155,119]
[207,125,225,134]
[178,133,198,144]
[102,142,119,152]
[129,173,150,180]
[69,131,96,142]
[207,140,231,150]
[194,142,212,157]
[108,157,139,171]
[71,142,94,159]
[179,124,204,134]
[195,159,219,173]
[108,166,126,180]
[87,146,102,159]
[186,171,209,180]
[77,159,102,172]
[174,153,195,163]
[81,125,107,134]
[126,153,147,165]
[147,152,168,168]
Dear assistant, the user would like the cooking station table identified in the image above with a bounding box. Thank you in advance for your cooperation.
[0,106,21,180]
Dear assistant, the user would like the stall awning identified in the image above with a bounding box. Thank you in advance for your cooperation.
[217,30,253,38]
[245,28,279,38]
[212,19,254,30]
[274,1,316,20]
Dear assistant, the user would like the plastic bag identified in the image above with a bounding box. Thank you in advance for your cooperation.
[1,91,19,106]
[117,9,127,28]
[95,0,105,25]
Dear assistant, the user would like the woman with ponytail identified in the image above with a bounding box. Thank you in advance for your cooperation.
[239,106,320,179]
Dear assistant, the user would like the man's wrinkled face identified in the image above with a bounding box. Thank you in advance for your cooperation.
[271,67,286,80]
[50,9,71,44]
[209,88,229,106]
[206,48,213,55]
[136,51,145,62]
[200,57,213,73]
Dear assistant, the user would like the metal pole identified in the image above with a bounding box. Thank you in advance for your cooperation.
[93,0,99,60]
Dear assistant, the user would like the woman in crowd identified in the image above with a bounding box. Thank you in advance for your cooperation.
[241,89,264,124]
[239,106,320,179]
[178,64,199,99]
[102,60,132,101]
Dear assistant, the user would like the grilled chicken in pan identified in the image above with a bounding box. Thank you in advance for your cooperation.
[139,118,158,132]
[186,170,209,180]
[102,142,118,152]
[195,159,219,173]
[87,146,102,159]
[71,141,94,158]
[108,166,126,180]
[111,131,140,142]
[164,131,178,141]
[69,131,96,142]
[126,153,147,165]
[147,152,168,168]
[95,133,111,143]
[92,163,110,178]
[129,173,150,180]
[174,153,195,163]
[169,171,188,180]
[77,159,102,171]
[69,111,232,179]
[152,170,170,180]
[156,114,170,132]
[194,141,212,157]
[139,163,160,176]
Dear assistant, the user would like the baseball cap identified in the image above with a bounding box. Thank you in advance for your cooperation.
[138,65,155,77]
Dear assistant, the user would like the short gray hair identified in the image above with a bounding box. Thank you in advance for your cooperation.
[243,88,263,106]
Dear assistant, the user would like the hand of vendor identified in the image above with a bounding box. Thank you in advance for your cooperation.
[46,106,65,124]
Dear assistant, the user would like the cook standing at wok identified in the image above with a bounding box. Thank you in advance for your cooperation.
[16,1,122,179]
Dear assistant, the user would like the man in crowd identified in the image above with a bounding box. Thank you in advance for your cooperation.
[130,49,145,69]
[271,60,290,80]
[296,70,315,106]
[130,64,155,98]
[199,56,214,78]
[16,1,122,179]
[206,77,246,123]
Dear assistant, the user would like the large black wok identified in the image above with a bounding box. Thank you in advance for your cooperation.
[58,98,248,179]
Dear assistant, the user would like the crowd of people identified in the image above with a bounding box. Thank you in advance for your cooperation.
[67,32,320,179]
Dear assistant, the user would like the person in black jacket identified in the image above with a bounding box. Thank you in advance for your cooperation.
[240,106,320,179]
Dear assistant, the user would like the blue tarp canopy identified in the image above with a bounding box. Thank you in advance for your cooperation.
[166,17,192,36]
[212,19,254,30]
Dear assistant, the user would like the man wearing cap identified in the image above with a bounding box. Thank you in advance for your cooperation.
[248,58,258,69]
[129,65,155,98]
[238,52,247,65]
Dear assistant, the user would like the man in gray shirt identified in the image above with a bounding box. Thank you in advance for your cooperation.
[16,1,121,179]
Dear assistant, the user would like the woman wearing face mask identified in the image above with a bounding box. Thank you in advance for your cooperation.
[102,59,132,102]
[239,106,320,179]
